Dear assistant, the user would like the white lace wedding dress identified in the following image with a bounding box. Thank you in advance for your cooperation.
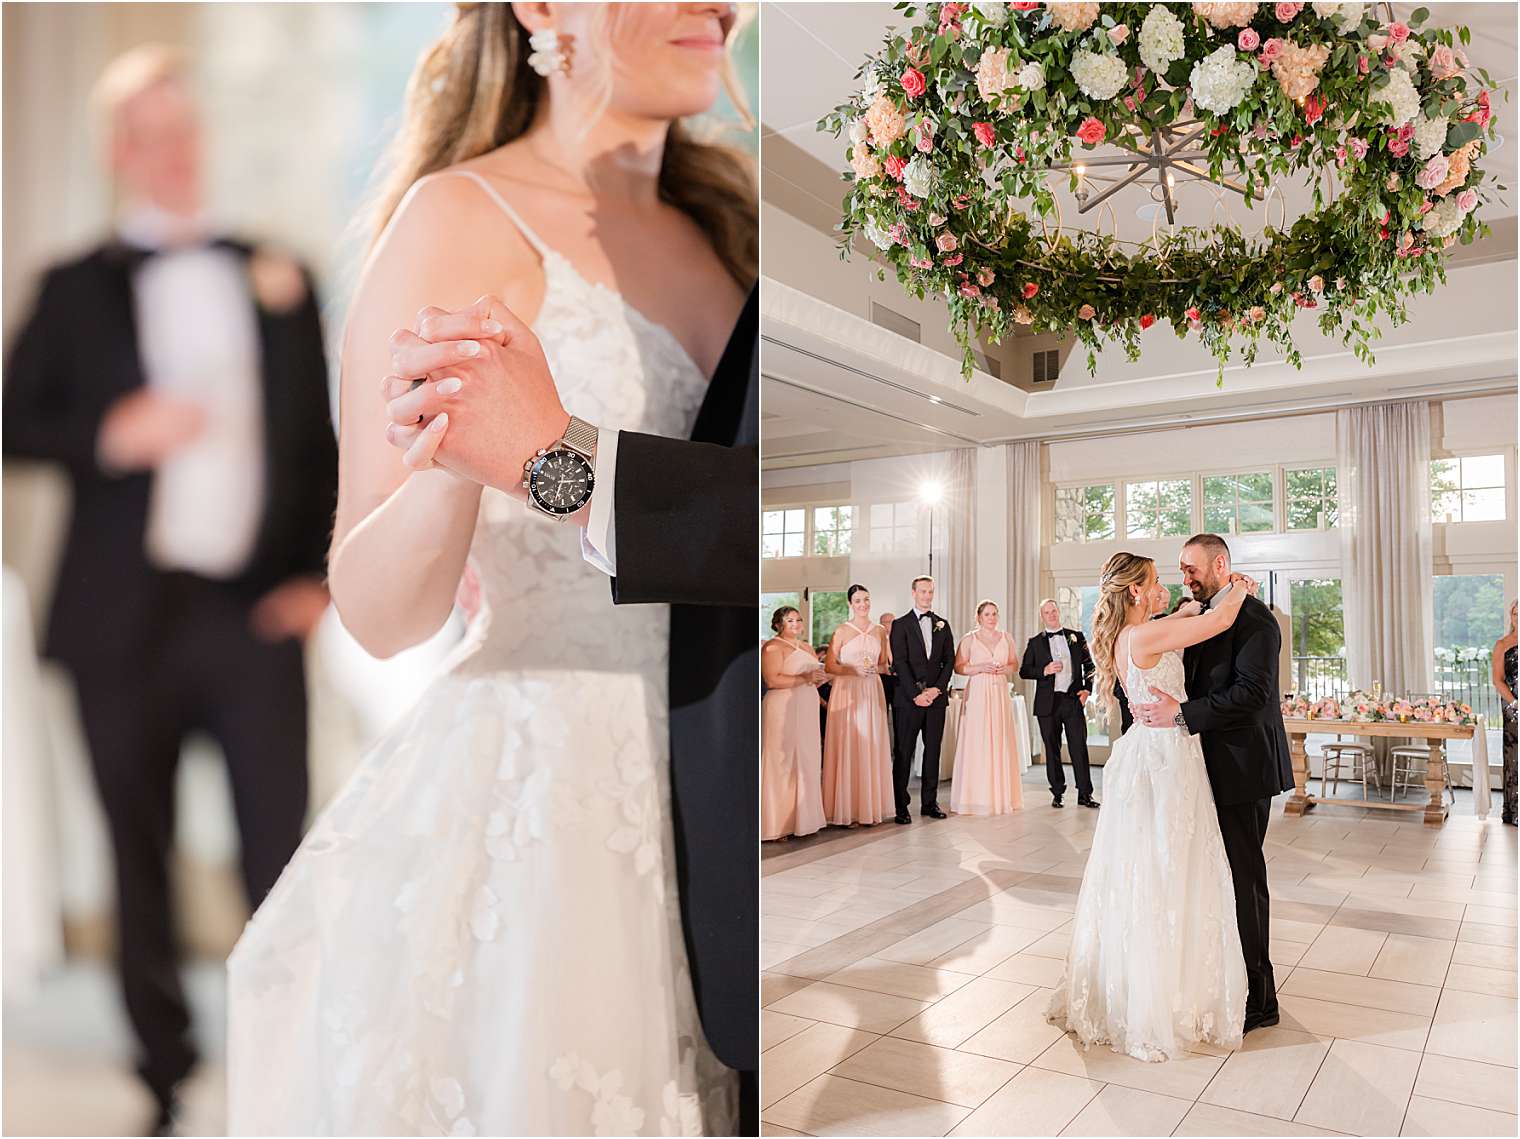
[226,171,733,1136]
[1047,644,1247,1062]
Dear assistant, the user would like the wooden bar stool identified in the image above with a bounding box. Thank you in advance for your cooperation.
[1320,741,1378,800]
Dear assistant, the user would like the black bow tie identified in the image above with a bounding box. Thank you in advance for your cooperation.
[109,236,242,269]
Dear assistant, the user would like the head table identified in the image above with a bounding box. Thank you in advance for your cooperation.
[1284,718,1485,827]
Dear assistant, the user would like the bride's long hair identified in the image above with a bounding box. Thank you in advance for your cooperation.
[1090,552,1155,715]
[367,3,757,286]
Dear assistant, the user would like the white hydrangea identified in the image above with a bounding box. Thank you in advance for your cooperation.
[1018,60,1047,91]
[1070,49,1127,101]
[1189,45,1257,115]
[1413,114,1449,161]
[972,2,1009,26]
[849,118,870,148]
[864,219,896,250]
[1379,67,1421,127]
[1312,2,1364,29]
[1139,5,1186,75]
[903,154,934,198]
[1418,196,1463,238]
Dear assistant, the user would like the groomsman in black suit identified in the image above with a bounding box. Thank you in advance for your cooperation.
[2,47,335,1133]
[887,577,955,823]
[1021,599,1100,808]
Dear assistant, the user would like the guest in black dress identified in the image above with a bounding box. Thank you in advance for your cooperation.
[1493,601,1517,825]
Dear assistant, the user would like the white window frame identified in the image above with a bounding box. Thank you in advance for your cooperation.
[1201,468,1276,537]
[1283,465,1339,532]
[1430,451,1508,524]
[1122,475,1196,541]
[1054,482,1117,544]
[762,508,807,559]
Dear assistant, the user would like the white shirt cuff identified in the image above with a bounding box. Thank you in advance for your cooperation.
[579,427,618,576]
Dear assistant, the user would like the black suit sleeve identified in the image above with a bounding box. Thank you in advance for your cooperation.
[609,433,757,607]
[934,625,955,692]
[3,269,110,476]
[1019,637,1043,681]
[1076,633,1096,692]
[290,270,338,579]
[1180,606,1280,734]
[891,619,917,690]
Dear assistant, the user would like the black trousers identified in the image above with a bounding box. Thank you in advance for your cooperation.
[892,695,946,814]
[1037,690,1092,797]
[1216,796,1277,1023]
[72,574,308,1105]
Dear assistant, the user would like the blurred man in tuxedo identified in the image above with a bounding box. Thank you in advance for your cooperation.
[2,45,336,1134]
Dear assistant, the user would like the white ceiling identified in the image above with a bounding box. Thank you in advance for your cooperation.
[760,2,1520,468]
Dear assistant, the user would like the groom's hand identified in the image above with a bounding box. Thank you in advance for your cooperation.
[381,296,569,498]
[1132,693,1182,728]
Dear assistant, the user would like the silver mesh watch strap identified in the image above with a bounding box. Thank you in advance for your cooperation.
[562,415,598,459]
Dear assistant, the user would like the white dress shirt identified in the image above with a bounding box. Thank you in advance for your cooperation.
[118,205,265,579]
[578,428,620,575]
[913,608,934,656]
[1047,628,1073,693]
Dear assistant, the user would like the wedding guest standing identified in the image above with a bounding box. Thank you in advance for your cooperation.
[2,46,335,1132]
[1021,599,1099,809]
[889,577,956,823]
[952,601,1024,815]
[762,607,826,840]
[1493,600,1517,825]
[822,585,893,826]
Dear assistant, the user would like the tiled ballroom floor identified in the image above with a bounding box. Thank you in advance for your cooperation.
[761,777,1518,1138]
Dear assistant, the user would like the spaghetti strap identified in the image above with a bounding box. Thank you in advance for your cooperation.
[439,169,553,259]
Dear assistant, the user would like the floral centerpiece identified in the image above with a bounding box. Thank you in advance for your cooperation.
[822,2,1503,377]
[1281,690,1477,724]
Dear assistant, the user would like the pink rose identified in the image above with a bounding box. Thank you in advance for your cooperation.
[959,281,981,298]
[1238,27,1260,52]
[1012,1,1040,8]
[1387,21,1409,43]
[1260,38,1285,65]
[1077,304,1096,320]
[1123,96,1138,113]
[936,232,959,253]
[910,255,934,269]
[1349,137,1369,159]
[1076,116,1107,146]
[1457,188,1479,212]
[914,122,935,153]
[1429,44,1460,79]
[1416,154,1450,190]
[1108,24,1130,45]
[1023,282,1039,299]
[976,267,996,286]
[1275,2,1302,22]
[883,154,908,180]
[1358,54,1370,75]
[1185,306,1202,321]
[1388,136,1410,157]
[941,252,964,266]
[1303,93,1325,125]
[973,121,996,147]
[901,67,927,99]
[1139,313,1155,329]
[1335,144,1347,165]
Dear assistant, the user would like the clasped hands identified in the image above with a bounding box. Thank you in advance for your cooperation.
[378,295,571,504]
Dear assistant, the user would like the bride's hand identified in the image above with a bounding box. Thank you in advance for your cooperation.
[1175,599,1203,619]
[1228,572,1258,599]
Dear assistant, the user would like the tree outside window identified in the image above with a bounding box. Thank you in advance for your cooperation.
[1286,467,1338,530]
[812,506,853,557]
[1431,454,1506,523]
[1125,479,1192,539]
[1055,484,1116,543]
[762,509,805,558]
[1203,472,1274,535]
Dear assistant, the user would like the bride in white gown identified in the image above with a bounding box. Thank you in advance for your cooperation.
[226,4,751,1134]
[1048,552,1250,1062]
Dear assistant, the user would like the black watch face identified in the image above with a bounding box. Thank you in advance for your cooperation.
[527,449,594,515]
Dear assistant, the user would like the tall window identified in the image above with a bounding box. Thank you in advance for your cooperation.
[1288,579,1346,698]
[869,502,920,554]
[1286,467,1338,530]
[1055,484,1116,543]
[1125,479,1193,539]
[1203,472,1274,535]
[1431,454,1506,523]
[1434,574,1507,729]
[762,509,805,559]
[811,591,850,646]
[812,506,853,557]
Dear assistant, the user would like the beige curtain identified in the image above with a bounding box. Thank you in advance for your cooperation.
[939,449,977,638]
[1005,441,1043,650]
[1337,400,1435,694]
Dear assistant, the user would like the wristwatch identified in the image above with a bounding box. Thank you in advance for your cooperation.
[1173,711,1187,729]
[522,415,597,520]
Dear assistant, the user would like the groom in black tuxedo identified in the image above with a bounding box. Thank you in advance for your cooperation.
[888,576,955,823]
[1132,534,1295,1034]
[385,287,760,1131]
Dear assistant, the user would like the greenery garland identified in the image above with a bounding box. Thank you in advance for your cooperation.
[820,1,1503,379]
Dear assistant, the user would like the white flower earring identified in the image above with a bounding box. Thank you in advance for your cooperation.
[527,28,571,77]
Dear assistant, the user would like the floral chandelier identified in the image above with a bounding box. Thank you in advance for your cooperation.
[822,2,1503,378]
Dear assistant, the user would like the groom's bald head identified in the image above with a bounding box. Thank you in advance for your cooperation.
[1180,533,1231,602]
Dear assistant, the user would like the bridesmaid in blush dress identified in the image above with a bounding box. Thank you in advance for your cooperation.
[822,584,894,826]
[952,601,1025,815]
[762,606,827,841]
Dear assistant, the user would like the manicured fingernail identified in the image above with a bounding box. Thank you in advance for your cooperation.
[436,377,463,395]
[481,319,503,335]
[458,340,481,356]
[430,412,449,432]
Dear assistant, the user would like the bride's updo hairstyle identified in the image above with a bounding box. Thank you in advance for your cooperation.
[368,3,757,287]
[1090,552,1156,715]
